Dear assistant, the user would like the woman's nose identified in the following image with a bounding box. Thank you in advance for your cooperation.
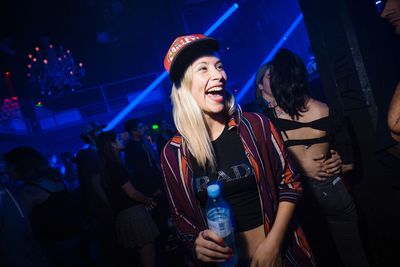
[210,67,223,80]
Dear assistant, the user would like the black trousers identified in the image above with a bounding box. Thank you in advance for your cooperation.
[307,176,369,267]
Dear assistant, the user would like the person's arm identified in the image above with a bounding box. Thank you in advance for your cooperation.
[160,145,209,263]
[250,116,303,266]
[251,202,294,267]
[388,82,400,141]
[91,173,111,208]
[194,229,233,264]
[341,163,353,173]
[322,150,355,174]
[301,153,336,180]
[267,120,303,203]
[121,180,155,209]
[302,149,343,181]
[391,132,400,142]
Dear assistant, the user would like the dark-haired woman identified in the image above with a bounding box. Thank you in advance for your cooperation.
[96,131,159,267]
[254,48,369,267]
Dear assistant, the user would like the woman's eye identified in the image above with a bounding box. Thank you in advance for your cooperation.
[197,66,207,71]
[216,64,224,70]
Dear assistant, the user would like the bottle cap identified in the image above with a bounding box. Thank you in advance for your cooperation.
[207,184,220,198]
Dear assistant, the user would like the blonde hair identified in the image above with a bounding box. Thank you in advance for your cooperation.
[171,64,236,172]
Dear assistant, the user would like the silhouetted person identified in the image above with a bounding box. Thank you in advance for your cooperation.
[124,118,170,255]
[75,121,114,267]
[155,119,176,156]
[4,147,82,267]
[97,131,158,267]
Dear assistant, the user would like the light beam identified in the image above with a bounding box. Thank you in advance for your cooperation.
[105,3,239,130]
[236,14,303,103]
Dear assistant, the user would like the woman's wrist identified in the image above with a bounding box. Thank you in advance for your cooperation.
[263,231,283,251]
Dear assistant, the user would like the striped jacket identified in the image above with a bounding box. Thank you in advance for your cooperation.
[160,112,315,266]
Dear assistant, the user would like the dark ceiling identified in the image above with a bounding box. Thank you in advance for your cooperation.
[0,0,311,104]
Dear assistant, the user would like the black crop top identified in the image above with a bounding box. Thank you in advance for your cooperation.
[192,124,263,232]
[264,107,354,164]
[273,114,331,148]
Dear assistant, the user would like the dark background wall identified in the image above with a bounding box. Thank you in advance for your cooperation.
[300,0,400,265]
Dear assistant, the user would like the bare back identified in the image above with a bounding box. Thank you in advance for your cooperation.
[273,98,331,167]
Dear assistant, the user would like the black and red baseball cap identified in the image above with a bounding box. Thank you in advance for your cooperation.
[164,34,219,83]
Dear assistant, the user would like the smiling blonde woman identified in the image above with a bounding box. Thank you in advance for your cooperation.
[160,34,315,267]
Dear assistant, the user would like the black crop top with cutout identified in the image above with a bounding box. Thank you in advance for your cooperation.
[275,116,331,148]
[264,107,354,164]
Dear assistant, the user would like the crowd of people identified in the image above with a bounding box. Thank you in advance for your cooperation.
[0,118,179,267]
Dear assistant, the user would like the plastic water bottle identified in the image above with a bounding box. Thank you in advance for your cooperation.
[206,184,238,267]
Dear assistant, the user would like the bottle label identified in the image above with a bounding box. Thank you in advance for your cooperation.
[207,207,232,238]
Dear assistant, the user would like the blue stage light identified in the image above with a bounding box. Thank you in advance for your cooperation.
[104,71,168,131]
[204,3,239,36]
[104,3,239,130]
[236,14,303,103]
